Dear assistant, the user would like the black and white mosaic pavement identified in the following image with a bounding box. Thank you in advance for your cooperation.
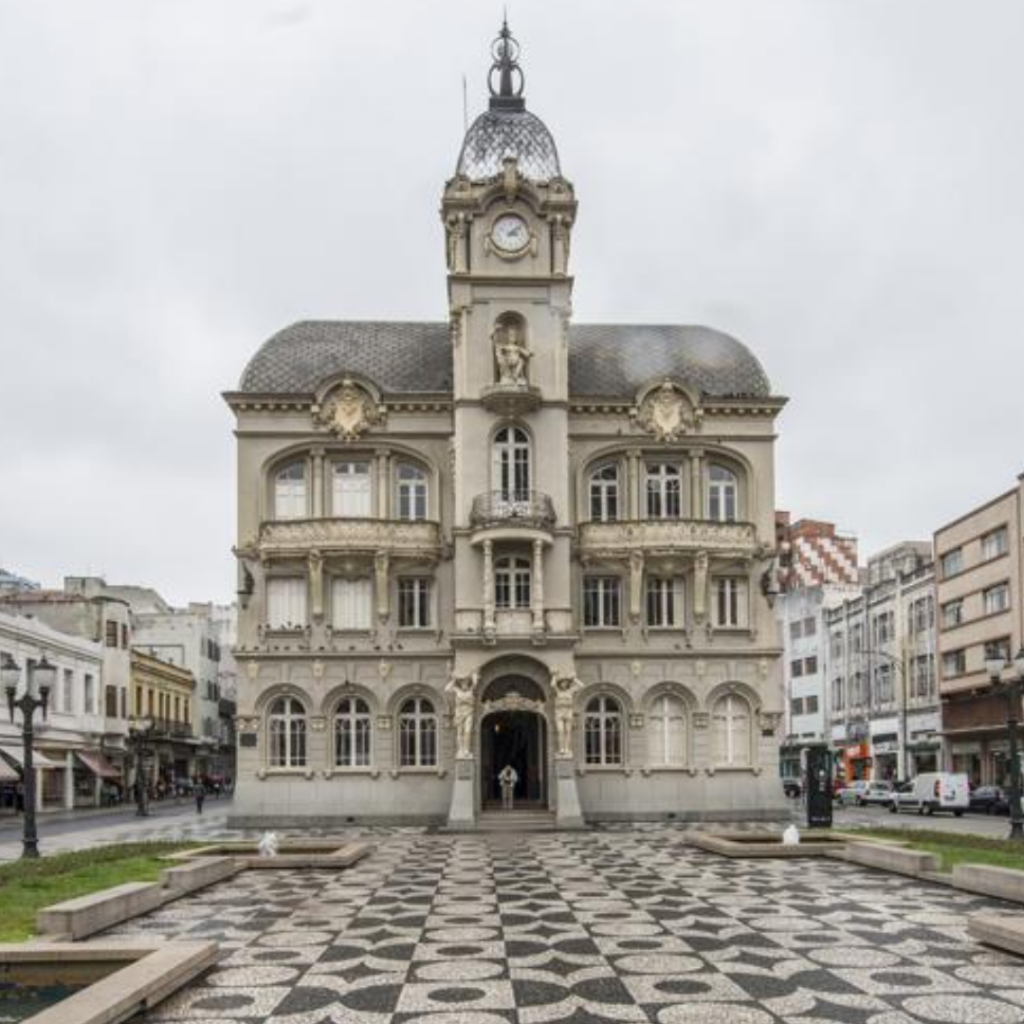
[104,829,1024,1023]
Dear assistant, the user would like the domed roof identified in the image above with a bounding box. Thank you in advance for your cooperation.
[457,107,561,182]
[455,20,561,183]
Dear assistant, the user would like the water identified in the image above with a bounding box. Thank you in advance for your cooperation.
[0,983,80,1023]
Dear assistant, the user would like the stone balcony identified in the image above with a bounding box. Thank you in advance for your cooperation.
[578,519,760,559]
[469,491,556,543]
[257,518,444,560]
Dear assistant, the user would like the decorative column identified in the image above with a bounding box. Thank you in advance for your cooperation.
[532,539,545,636]
[690,448,704,519]
[629,550,644,623]
[376,449,391,519]
[309,550,324,622]
[375,551,390,623]
[311,448,325,518]
[694,550,709,623]
[482,541,496,638]
[64,750,75,810]
[627,449,641,520]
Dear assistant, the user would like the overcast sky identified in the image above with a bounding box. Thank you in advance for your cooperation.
[2,0,1022,606]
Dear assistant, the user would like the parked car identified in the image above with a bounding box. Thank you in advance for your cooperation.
[860,781,896,806]
[969,785,1010,815]
[837,780,872,806]
[889,772,969,816]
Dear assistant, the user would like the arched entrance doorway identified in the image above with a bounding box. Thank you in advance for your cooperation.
[479,677,547,810]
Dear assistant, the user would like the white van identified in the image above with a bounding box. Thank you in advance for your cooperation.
[888,773,969,816]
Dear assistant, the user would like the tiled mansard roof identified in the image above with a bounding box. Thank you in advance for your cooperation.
[237,321,772,399]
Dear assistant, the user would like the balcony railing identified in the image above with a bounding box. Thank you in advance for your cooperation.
[470,491,556,531]
[578,518,758,557]
[258,517,443,558]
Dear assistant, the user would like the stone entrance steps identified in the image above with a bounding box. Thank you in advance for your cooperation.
[477,810,558,833]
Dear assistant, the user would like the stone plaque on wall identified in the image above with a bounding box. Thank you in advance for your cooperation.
[239,733,258,748]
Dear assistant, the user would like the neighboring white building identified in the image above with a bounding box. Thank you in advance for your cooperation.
[0,610,125,813]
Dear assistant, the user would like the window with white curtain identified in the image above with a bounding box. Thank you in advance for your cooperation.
[712,693,753,767]
[707,464,738,522]
[395,463,429,521]
[331,578,372,630]
[584,696,623,765]
[332,461,372,517]
[646,577,684,627]
[712,577,747,628]
[645,462,682,519]
[266,577,307,629]
[495,556,531,609]
[588,464,619,522]
[399,697,437,767]
[274,461,308,520]
[492,426,530,500]
[267,696,307,768]
[334,697,371,767]
[648,694,687,766]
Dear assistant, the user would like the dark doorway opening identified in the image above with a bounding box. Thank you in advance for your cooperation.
[481,711,546,809]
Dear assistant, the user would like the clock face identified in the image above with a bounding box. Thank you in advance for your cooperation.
[491,214,530,253]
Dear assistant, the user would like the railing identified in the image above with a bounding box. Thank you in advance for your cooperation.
[470,491,556,531]
[578,518,758,555]
[258,517,443,556]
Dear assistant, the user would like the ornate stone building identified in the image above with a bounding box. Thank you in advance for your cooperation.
[226,24,787,827]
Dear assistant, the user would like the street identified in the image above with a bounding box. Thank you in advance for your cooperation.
[832,802,1018,837]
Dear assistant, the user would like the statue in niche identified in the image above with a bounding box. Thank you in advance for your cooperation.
[551,671,584,757]
[446,670,479,759]
[493,318,531,386]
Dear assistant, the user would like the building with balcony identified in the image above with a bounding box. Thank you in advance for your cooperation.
[0,610,125,814]
[935,476,1023,784]
[130,650,196,791]
[226,24,787,827]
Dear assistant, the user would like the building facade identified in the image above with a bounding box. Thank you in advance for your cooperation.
[935,477,1023,785]
[826,543,939,783]
[0,610,124,813]
[226,24,787,827]
[130,650,197,791]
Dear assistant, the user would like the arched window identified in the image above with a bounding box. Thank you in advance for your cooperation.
[493,426,531,501]
[645,462,681,519]
[267,697,307,768]
[588,464,619,522]
[395,463,429,521]
[274,461,308,520]
[648,694,687,767]
[399,697,438,767]
[334,697,372,767]
[584,696,623,766]
[711,693,753,767]
[707,465,738,522]
[495,555,531,609]
[332,460,372,517]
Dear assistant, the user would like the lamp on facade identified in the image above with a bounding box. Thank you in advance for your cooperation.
[986,647,1024,841]
[2,653,53,859]
[129,715,156,818]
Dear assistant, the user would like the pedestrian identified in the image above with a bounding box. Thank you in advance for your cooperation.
[498,764,518,811]
[194,781,206,815]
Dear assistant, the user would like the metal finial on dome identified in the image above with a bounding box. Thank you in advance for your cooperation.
[488,18,525,111]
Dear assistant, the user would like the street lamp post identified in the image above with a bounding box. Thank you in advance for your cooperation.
[129,716,155,817]
[985,647,1024,842]
[1,652,54,859]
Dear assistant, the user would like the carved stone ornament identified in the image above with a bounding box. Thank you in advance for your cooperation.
[481,690,546,717]
[692,711,710,730]
[634,380,702,441]
[758,711,783,735]
[314,379,385,440]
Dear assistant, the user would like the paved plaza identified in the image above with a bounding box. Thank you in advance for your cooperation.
[97,828,1024,1024]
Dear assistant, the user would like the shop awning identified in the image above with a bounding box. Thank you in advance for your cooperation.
[74,750,122,782]
[0,758,17,782]
[0,744,60,770]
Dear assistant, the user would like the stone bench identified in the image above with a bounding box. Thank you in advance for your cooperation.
[839,841,939,877]
[969,913,1024,957]
[36,882,166,940]
[159,856,241,895]
[951,864,1024,904]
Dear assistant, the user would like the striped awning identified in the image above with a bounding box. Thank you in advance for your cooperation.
[74,750,122,781]
[0,744,60,770]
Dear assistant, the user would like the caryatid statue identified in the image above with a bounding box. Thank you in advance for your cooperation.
[446,670,479,759]
[493,319,531,386]
[551,671,584,757]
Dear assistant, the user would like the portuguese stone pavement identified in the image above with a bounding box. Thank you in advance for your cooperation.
[104,829,1024,1024]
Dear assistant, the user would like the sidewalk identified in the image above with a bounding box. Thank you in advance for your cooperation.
[0,796,231,832]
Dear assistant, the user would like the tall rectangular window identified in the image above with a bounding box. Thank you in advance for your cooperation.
[105,621,118,647]
[398,578,431,628]
[941,599,963,629]
[274,461,308,520]
[395,464,428,521]
[84,673,95,714]
[941,548,963,579]
[332,461,372,517]
[266,577,308,629]
[62,668,74,713]
[645,463,682,519]
[646,577,683,627]
[984,583,1010,616]
[584,577,621,628]
[982,527,1009,561]
[713,578,747,628]
[942,649,966,678]
[331,578,372,630]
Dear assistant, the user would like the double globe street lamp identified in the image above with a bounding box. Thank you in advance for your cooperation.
[1,652,54,859]
[985,646,1024,841]
[129,716,156,817]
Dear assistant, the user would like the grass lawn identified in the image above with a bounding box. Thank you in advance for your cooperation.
[846,826,1024,873]
[0,842,198,942]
